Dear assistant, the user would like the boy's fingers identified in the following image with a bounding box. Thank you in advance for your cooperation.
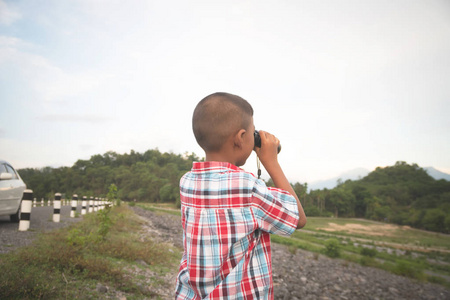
[259,130,273,142]
[260,131,278,147]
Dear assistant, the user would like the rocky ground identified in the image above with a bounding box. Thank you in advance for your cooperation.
[131,206,450,300]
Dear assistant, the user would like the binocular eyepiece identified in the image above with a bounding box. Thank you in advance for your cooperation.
[254,130,281,153]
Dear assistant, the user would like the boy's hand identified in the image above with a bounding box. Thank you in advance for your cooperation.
[254,130,307,229]
[254,130,280,168]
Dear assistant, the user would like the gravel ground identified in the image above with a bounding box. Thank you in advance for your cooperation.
[131,206,450,300]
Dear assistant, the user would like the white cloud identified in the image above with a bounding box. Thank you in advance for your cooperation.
[0,0,21,25]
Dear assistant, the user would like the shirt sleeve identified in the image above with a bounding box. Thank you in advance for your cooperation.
[251,178,299,236]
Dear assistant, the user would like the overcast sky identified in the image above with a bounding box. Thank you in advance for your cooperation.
[1,0,449,184]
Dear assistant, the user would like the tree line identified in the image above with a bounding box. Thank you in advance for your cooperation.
[18,151,450,234]
[18,150,198,207]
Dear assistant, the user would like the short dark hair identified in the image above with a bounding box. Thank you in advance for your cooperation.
[193,92,253,152]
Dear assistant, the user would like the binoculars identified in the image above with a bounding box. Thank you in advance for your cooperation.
[254,130,281,153]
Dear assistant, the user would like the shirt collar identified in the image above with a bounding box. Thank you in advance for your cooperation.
[191,161,242,174]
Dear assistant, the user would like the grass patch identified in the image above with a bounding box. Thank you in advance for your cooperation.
[0,205,180,299]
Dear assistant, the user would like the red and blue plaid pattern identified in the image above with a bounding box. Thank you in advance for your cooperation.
[175,162,299,299]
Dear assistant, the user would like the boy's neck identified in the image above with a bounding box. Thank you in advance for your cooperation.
[205,152,239,167]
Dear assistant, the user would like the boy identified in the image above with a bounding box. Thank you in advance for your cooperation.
[175,92,306,299]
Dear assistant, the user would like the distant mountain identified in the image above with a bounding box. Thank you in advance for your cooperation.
[308,166,450,191]
[424,167,450,181]
[309,168,370,191]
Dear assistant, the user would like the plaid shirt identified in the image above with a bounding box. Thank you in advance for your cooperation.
[175,161,299,299]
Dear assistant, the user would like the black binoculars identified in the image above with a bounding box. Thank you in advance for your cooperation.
[254,130,281,153]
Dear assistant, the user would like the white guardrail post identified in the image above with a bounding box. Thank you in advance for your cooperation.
[89,196,94,213]
[81,196,87,215]
[18,189,33,231]
[70,194,78,218]
[53,193,61,222]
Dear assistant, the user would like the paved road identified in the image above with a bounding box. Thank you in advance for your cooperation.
[0,204,84,254]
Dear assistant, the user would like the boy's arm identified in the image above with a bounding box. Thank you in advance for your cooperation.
[254,131,307,229]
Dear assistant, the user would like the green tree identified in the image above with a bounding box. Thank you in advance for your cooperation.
[328,188,355,217]
[159,183,176,202]
[422,208,446,232]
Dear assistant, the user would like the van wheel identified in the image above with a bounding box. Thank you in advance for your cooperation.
[10,206,21,223]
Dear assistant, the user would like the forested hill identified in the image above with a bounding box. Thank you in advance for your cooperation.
[18,151,450,234]
[304,161,450,233]
[18,150,200,207]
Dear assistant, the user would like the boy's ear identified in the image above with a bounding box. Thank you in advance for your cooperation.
[233,129,247,149]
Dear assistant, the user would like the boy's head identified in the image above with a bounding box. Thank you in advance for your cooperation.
[193,92,254,165]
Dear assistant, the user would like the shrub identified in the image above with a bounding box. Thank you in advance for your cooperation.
[96,205,113,240]
[324,238,341,258]
[107,183,120,206]
[360,247,377,257]
[304,205,321,216]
